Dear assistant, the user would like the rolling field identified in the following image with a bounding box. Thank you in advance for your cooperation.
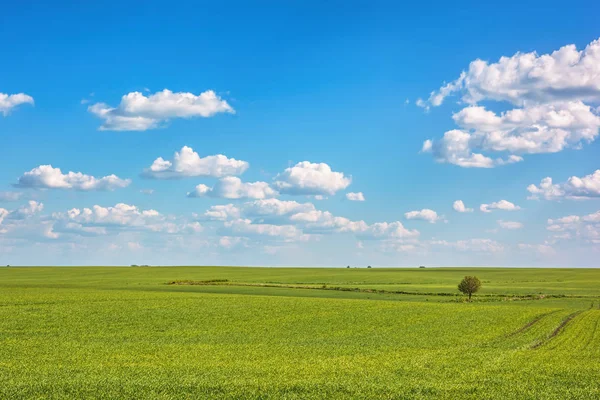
[1,267,599,399]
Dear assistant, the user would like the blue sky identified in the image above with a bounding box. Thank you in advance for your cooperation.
[1,1,599,266]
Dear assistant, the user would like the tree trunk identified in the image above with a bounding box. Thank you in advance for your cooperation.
[468,292,472,301]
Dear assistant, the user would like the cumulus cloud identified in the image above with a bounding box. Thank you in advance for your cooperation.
[420,38,600,167]
[453,200,473,213]
[273,162,351,195]
[0,93,34,116]
[356,221,420,240]
[203,198,419,243]
[422,102,599,167]
[289,210,368,234]
[15,165,130,191]
[404,209,442,223]
[88,89,234,131]
[480,200,521,213]
[423,38,600,108]
[203,204,241,221]
[527,170,600,200]
[346,192,365,201]
[142,146,249,179]
[0,201,44,224]
[55,203,163,228]
[187,177,277,199]
[221,219,307,241]
[497,220,523,230]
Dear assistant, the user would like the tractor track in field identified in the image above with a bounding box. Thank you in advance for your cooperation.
[531,310,584,349]
[582,310,599,350]
[508,310,561,337]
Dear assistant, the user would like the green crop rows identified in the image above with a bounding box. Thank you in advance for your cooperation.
[1,266,599,399]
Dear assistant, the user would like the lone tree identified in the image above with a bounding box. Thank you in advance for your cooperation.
[458,276,481,301]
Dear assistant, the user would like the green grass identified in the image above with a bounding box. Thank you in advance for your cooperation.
[1,266,599,399]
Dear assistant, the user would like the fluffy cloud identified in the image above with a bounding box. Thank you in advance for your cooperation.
[422,102,599,167]
[420,38,600,167]
[15,165,130,191]
[273,162,351,195]
[356,221,420,240]
[423,38,600,108]
[221,219,306,241]
[289,210,368,234]
[453,200,473,213]
[142,146,249,179]
[346,192,365,201]
[480,200,520,213]
[0,93,34,116]
[497,220,523,230]
[203,198,419,243]
[188,177,277,199]
[527,170,600,200]
[56,203,163,228]
[88,89,234,131]
[243,199,315,220]
[0,202,43,224]
[404,209,442,223]
[203,204,241,221]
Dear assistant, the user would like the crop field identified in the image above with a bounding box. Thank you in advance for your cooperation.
[1,266,599,399]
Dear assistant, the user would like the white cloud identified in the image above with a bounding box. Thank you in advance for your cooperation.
[219,236,248,249]
[346,192,365,201]
[140,189,154,195]
[546,210,600,244]
[420,38,600,167]
[0,93,34,116]
[422,102,599,167]
[480,200,521,213]
[0,192,23,202]
[527,170,600,200]
[423,38,600,107]
[289,210,368,234]
[56,203,163,228]
[142,146,249,179]
[242,199,316,224]
[273,162,351,195]
[497,220,523,230]
[453,200,473,213]
[357,221,420,240]
[203,198,419,243]
[518,243,555,255]
[187,177,277,199]
[404,209,442,223]
[88,89,234,131]
[15,165,130,191]
[203,204,241,221]
[222,219,307,241]
[432,238,504,253]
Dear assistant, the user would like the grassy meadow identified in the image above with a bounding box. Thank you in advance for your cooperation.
[1,266,599,399]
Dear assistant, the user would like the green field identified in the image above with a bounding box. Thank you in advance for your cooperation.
[1,267,599,399]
